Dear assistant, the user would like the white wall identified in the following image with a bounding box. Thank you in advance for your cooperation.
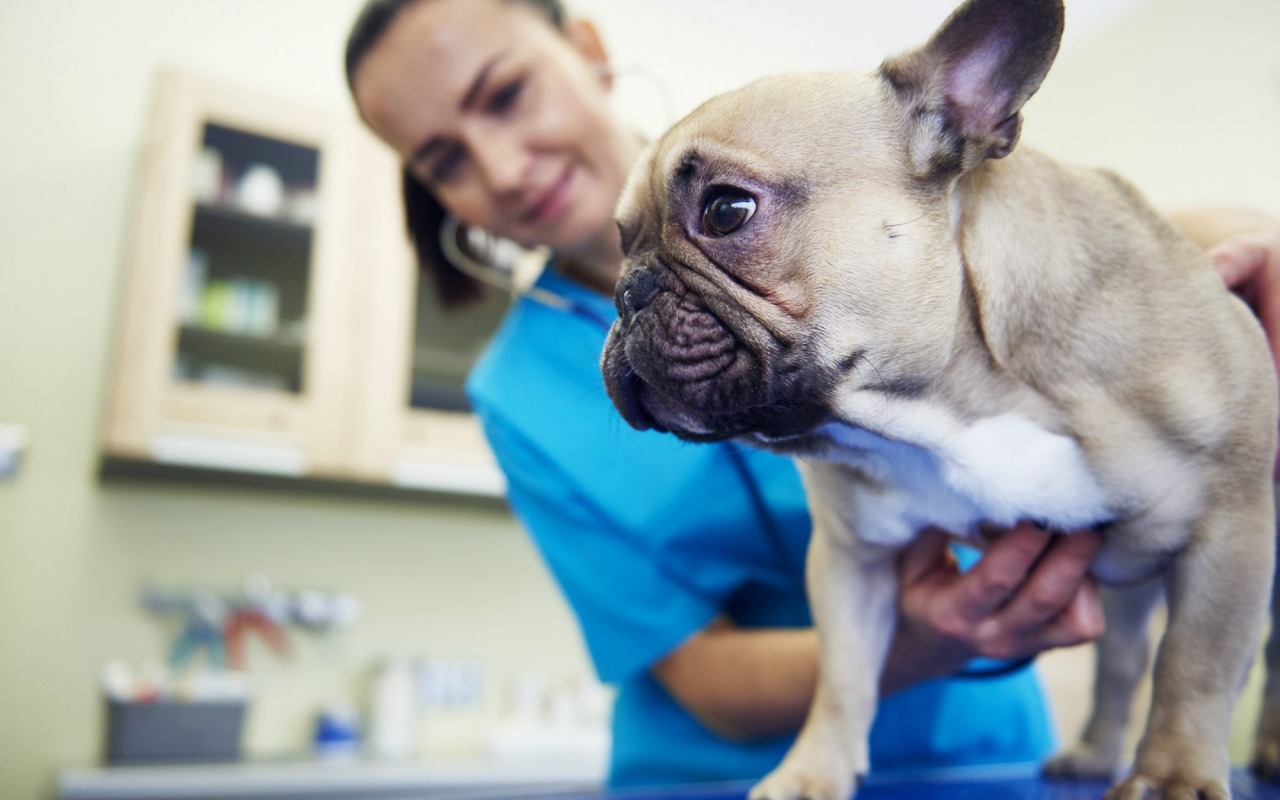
[1,1,1278,798]
[583,0,1280,216]
[583,0,1154,135]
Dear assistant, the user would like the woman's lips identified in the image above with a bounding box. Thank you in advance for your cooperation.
[522,166,574,225]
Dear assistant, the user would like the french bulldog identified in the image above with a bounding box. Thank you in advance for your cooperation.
[599,0,1280,798]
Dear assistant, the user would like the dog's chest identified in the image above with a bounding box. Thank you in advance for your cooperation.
[816,405,1112,546]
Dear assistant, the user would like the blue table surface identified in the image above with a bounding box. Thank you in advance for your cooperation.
[514,767,1280,800]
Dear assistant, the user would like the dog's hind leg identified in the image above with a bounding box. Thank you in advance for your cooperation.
[1043,579,1163,780]
[1106,496,1275,800]
[1252,517,1280,783]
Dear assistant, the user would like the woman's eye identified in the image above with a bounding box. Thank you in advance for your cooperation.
[428,148,466,185]
[702,190,757,237]
[488,79,525,114]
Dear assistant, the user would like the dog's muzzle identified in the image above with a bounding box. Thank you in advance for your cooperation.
[602,266,830,442]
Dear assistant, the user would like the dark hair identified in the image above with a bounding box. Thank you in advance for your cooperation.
[345,0,568,309]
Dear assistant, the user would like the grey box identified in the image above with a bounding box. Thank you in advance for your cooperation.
[105,699,245,765]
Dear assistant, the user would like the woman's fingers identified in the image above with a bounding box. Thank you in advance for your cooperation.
[983,529,1104,641]
[951,521,1055,624]
[1033,573,1105,650]
[894,522,1106,670]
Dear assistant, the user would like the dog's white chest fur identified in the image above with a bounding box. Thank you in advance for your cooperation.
[818,403,1111,546]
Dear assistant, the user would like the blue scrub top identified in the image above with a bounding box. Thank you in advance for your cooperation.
[467,269,1056,787]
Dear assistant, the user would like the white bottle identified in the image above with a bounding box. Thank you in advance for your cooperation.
[368,656,418,760]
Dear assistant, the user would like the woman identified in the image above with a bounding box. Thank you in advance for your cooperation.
[345,0,1279,785]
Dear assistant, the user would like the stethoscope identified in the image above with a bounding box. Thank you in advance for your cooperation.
[438,213,618,330]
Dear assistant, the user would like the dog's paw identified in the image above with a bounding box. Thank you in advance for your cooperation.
[748,768,860,800]
[1102,773,1231,800]
[1042,744,1124,781]
[749,729,866,800]
[1254,735,1280,783]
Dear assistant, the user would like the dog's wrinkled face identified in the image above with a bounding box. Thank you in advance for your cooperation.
[601,71,967,445]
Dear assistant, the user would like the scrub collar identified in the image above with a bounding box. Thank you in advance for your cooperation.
[526,263,619,331]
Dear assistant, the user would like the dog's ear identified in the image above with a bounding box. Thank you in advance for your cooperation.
[881,0,1064,180]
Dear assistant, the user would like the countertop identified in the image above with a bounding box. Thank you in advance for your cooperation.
[58,751,606,800]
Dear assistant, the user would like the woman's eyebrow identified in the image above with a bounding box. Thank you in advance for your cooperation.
[411,51,510,166]
[461,51,508,111]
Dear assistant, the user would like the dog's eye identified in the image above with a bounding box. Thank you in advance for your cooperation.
[702,190,757,237]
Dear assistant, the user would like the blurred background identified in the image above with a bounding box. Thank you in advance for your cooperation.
[1,0,1278,798]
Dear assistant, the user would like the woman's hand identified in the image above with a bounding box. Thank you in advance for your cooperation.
[882,521,1104,694]
[1208,226,1280,468]
[1210,226,1280,344]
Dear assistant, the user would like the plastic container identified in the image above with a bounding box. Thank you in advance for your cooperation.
[104,699,245,765]
[367,656,417,760]
[313,701,361,759]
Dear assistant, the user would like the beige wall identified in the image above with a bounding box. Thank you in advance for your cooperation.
[0,3,589,799]
[1,0,1278,798]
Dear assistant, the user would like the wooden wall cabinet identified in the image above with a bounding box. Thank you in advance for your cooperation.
[103,69,506,497]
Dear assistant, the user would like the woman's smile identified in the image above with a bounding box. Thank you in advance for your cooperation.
[522,163,575,226]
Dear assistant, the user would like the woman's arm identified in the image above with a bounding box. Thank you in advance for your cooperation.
[652,522,1103,741]
[651,618,817,741]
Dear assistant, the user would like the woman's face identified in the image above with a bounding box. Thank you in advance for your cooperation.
[353,0,638,252]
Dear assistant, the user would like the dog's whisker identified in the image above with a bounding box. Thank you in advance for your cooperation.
[850,352,888,393]
[884,213,927,228]
[884,213,928,238]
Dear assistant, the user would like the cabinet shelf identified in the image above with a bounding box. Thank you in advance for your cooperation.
[175,324,303,393]
[193,203,314,248]
[177,324,303,351]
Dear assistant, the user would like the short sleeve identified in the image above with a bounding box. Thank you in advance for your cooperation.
[479,416,722,682]
[468,297,807,684]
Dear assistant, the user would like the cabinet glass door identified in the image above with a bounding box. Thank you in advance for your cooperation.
[176,124,319,394]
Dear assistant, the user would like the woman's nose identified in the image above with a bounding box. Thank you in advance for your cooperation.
[470,132,528,197]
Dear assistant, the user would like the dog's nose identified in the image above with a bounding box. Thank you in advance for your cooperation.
[616,267,661,318]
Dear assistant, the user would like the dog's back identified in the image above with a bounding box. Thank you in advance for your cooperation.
[954,147,1276,531]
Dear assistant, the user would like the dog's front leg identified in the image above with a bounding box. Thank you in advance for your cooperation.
[750,463,902,800]
[1253,527,1280,782]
